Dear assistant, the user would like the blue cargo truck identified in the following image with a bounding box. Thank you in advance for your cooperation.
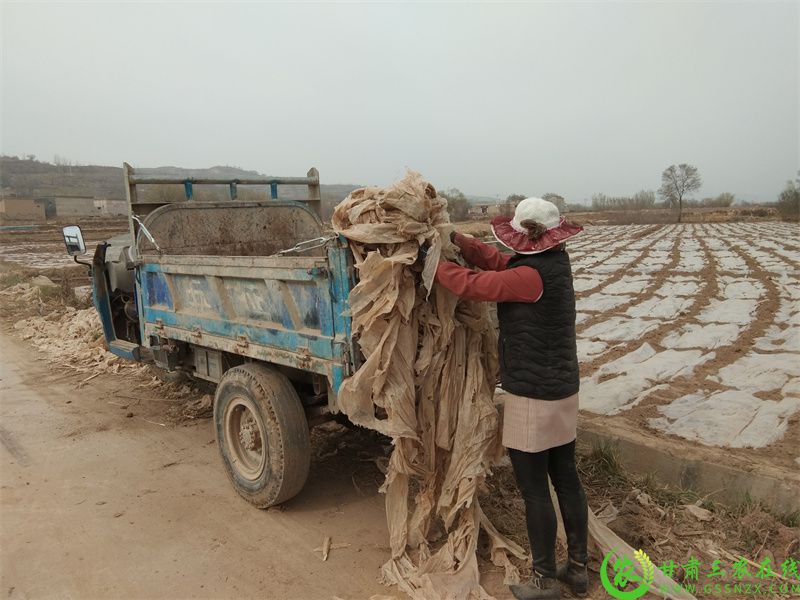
[62,164,358,507]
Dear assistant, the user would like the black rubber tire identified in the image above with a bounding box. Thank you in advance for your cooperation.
[213,363,311,507]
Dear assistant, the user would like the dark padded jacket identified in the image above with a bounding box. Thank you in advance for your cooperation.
[497,247,580,400]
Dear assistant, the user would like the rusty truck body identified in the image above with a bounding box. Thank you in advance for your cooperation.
[63,165,358,506]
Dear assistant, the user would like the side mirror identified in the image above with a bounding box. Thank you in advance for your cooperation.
[62,225,87,256]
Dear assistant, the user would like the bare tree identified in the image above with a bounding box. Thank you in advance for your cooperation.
[590,191,654,211]
[702,192,735,208]
[502,193,525,216]
[54,154,74,176]
[658,164,701,223]
[10,175,35,197]
[439,188,470,221]
[631,189,656,209]
[777,180,800,220]
[591,193,610,211]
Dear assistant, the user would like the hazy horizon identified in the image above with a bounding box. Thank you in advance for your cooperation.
[2,2,797,203]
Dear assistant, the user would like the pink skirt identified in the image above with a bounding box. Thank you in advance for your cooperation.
[500,391,579,453]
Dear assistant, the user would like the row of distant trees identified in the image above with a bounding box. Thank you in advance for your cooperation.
[6,154,797,222]
[154,166,799,223]
[134,167,800,223]
[589,190,735,211]
[777,180,800,219]
[496,187,735,218]
[494,163,741,223]
[442,163,799,223]
[450,163,708,222]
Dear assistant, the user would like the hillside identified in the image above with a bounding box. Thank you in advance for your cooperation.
[1,156,126,199]
[0,156,361,218]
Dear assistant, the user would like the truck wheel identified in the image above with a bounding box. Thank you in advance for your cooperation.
[213,363,311,507]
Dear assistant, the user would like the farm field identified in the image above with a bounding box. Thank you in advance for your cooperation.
[2,220,799,466]
[3,221,799,456]
[566,222,799,471]
[1,220,799,600]
[3,2,798,597]
[0,218,127,269]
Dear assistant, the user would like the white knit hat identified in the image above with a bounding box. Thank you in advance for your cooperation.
[510,197,561,233]
[491,196,583,254]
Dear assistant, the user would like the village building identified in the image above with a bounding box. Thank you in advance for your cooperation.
[0,197,46,224]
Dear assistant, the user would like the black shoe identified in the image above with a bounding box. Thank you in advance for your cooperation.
[509,573,561,600]
[556,559,588,597]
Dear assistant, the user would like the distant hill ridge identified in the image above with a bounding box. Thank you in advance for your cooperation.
[0,156,360,208]
[134,164,266,180]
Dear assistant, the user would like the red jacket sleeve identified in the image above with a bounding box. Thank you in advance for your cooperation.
[453,233,510,271]
[435,261,543,303]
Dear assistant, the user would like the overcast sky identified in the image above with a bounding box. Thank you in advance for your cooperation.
[1,1,797,202]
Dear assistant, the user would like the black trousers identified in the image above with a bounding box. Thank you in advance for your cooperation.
[508,440,588,578]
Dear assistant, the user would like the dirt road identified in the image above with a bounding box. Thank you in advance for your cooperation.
[0,330,397,600]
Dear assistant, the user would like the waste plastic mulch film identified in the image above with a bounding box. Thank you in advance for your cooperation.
[332,171,696,600]
[332,172,526,600]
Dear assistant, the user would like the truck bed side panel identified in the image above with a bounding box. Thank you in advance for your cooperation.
[139,251,353,394]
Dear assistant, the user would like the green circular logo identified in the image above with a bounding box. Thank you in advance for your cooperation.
[600,549,654,600]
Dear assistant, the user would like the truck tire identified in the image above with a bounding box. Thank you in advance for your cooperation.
[213,363,311,507]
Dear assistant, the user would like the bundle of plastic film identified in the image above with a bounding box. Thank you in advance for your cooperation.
[332,170,526,600]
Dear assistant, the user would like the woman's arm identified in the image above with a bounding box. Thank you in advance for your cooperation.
[436,261,543,302]
[453,233,511,271]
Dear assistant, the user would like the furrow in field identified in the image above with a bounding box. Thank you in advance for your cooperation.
[576,225,682,340]
[723,235,800,355]
[571,225,673,298]
[576,226,721,403]
[571,225,666,272]
[631,229,799,453]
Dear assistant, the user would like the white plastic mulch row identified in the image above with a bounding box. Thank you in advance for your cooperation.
[580,343,714,415]
[649,390,800,448]
[569,223,799,451]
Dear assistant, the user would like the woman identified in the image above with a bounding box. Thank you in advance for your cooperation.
[435,197,589,600]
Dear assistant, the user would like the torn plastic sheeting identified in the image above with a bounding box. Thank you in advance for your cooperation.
[332,172,527,600]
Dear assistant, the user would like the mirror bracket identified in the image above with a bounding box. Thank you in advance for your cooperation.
[73,255,92,268]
